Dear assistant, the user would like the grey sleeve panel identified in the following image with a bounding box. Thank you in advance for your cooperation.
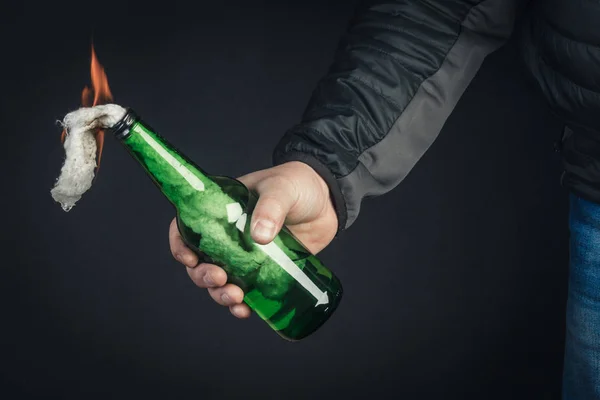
[340,1,517,228]
[273,0,520,233]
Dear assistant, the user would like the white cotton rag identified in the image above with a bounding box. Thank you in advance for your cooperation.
[51,104,126,211]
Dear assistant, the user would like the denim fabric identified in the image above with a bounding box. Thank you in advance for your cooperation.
[563,194,600,399]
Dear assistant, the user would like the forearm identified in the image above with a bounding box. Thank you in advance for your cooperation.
[274,0,519,233]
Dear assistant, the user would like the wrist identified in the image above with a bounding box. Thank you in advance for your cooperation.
[282,160,339,233]
[273,153,348,235]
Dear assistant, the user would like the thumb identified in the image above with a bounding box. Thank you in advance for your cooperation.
[249,177,298,245]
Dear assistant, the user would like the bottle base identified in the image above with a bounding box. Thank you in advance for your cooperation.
[274,283,343,341]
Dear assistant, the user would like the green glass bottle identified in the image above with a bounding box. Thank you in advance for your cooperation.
[108,109,343,341]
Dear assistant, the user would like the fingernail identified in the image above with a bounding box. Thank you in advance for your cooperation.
[204,272,214,286]
[253,219,276,241]
[221,293,231,304]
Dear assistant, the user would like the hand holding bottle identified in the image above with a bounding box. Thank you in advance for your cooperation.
[168,161,339,319]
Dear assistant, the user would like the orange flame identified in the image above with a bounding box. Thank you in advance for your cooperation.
[61,45,113,172]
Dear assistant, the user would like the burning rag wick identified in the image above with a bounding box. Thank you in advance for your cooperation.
[51,104,126,211]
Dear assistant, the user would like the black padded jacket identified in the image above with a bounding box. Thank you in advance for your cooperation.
[272,0,600,234]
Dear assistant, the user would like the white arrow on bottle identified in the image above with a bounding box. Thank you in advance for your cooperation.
[226,203,329,306]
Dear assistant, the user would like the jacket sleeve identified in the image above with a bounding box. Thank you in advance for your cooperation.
[273,0,519,233]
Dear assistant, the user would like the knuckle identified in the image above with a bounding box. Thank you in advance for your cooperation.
[187,266,205,286]
[208,288,223,302]
[170,244,182,261]
[256,197,285,218]
[262,175,296,192]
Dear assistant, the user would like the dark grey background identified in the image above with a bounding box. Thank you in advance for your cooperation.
[2,2,568,399]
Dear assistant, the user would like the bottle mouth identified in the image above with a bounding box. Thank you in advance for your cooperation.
[108,108,139,140]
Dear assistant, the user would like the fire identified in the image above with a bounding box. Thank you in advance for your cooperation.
[86,47,113,106]
[61,45,113,172]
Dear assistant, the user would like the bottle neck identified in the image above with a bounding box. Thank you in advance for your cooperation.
[111,109,212,207]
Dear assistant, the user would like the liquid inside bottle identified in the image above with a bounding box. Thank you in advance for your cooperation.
[110,109,343,340]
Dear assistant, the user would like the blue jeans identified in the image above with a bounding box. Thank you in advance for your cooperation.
[563,194,600,399]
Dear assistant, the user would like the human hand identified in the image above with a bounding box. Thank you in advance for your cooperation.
[169,161,338,318]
